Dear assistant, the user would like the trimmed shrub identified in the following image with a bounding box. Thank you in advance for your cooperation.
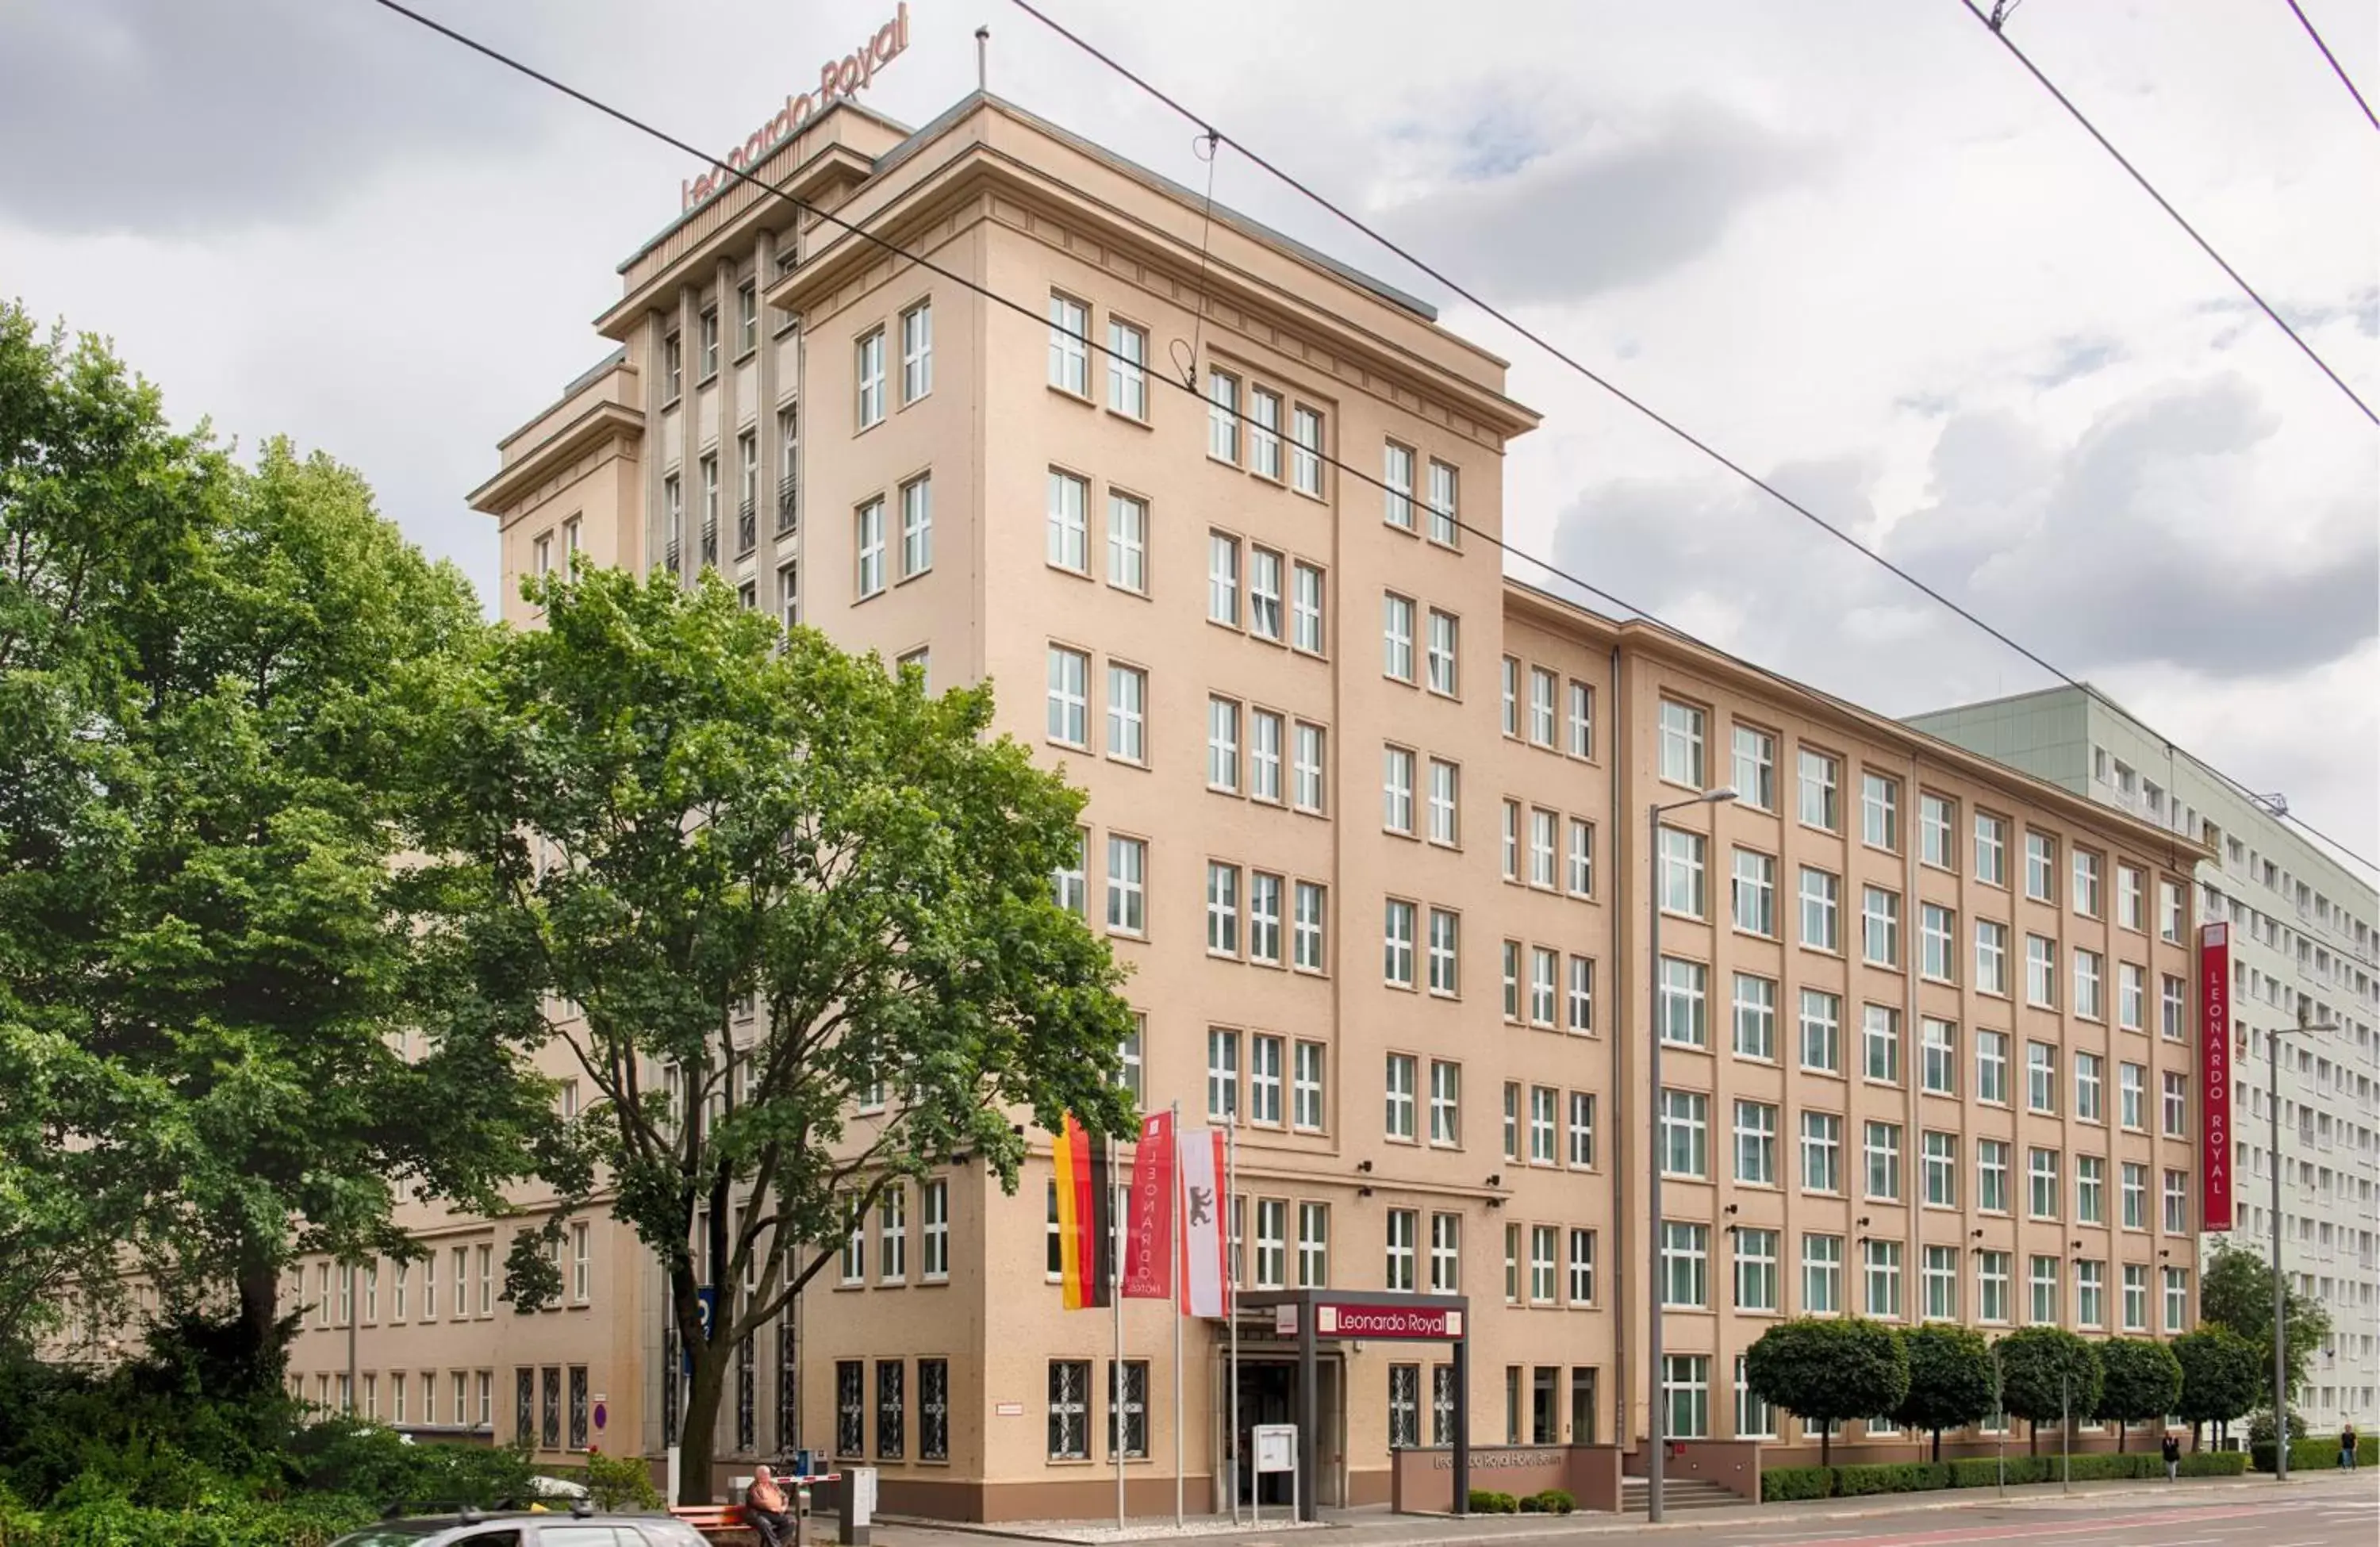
[1467,1489,1518,1514]
[2176,1450,2248,1477]
[1831,1462,1952,1495]
[1529,1489,1575,1514]
[582,1450,663,1511]
[1517,1491,1542,1512]
[1761,1466,1834,1502]
[2250,1434,2378,1472]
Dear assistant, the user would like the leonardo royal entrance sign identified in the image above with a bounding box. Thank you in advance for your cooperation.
[2200,922,2232,1231]
[680,5,911,213]
[1314,1302,1464,1340]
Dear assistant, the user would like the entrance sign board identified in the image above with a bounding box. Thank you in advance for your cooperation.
[1315,1302,1463,1340]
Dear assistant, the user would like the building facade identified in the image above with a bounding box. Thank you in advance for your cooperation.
[1911,686,2380,1431]
[280,90,2209,1516]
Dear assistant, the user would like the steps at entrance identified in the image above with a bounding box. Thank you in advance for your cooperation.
[1618,1475,1741,1513]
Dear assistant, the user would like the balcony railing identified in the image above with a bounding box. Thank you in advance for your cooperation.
[700,520,719,568]
[777,481,798,535]
[736,499,757,556]
[664,538,681,573]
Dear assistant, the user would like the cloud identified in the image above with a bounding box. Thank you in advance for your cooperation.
[0,0,551,235]
[1372,99,1821,304]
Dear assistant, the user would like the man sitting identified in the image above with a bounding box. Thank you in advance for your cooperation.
[746,1464,795,1547]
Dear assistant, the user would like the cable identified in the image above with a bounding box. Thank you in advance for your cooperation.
[2282,0,2380,132]
[360,0,2379,878]
[1000,0,2380,878]
[1952,0,2376,424]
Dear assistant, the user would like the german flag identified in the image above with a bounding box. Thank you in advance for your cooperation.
[1051,1113,1113,1310]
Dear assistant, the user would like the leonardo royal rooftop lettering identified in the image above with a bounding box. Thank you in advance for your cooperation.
[679,3,910,214]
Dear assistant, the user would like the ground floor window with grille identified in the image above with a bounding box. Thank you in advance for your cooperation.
[877,1360,905,1460]
[919,1358,950,1462]
[540,1366,562,1450]
[1388,1365,1421,1448]
[777,1322,800,1454]
[1108,1360,1148,1458]
[1431,1365,1455,1446]
[836,1361,865,1457]
[515,1368,533,1445]
[738,1338,757,1453]
[1663,1353,1710,1439]
[663,1322,681,1446]
[1049,1360,1091,1460]
[568,1365,589,1451]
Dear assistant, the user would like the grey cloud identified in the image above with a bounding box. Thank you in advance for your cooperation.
[0,0,556,235]
[1373,101,1820,304]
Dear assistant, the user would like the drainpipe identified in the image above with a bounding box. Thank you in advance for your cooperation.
[1608,642,1629,1457]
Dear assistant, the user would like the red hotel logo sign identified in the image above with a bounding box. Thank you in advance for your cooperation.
[1314,1303,1464,1340]
[2200,923,2232,1232]
[680,5,911,213]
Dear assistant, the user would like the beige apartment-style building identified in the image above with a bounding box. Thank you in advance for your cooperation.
[281,88,2216,1517]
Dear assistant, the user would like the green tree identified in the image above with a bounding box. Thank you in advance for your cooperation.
[1894,1324,1996,1461]
[1995,1326,2103,1457]
[2198,1240,2331,1407]
[1744,1318,1909,1466]
[2093,1338,2182,1451]
[411,567,1138,1504]
[0,304,556,1363]
[2172,1326,2260,1449]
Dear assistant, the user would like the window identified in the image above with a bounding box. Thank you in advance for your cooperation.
[1205,863,1240,956]
[854,498,886,598]
[1975,812,2008,885]
[1864,1004,1901,1085]
[2118,1061,2144,1130]
[1106,319,1146,417]
[2161,1072,2186,1136]
[2026,1040,2057,1113]
[1383,899,1417,987]
[1864,1240,1902,1319]
[1254,1200,1286,1288]
[1921,1018,1957,1095]
[897,299,932,402]
[1862,773,1899,850]
[571,1224,589,1303]
[1566,955,1595,1033]
[2026,934,2058,1008]
[2073,850,2102,917]
[1735,1227,1779,1311]
[2121,1264,2148,1331]
[1658,958,1708,1048]
[1660,1089,1708,1178]
[1736,1353,1777,1439]
[1660,827,1707,916]
[1296,1203,1329,1288]
[1250,549,1284,642]
[1384,1209,1418,1292]
[1046,646,1088,746]
[1799,989,1841,1073]
[1425,610,1460,696]
[1207,370,1239,462]
[1802,1111,1842,1193]
[2075,1051,2104,1123]
[1207,697,1241,791]
[2075,1260,2106,1328]
[1107,493,1147,593]
[1734,1100,1778,1185]
[1976,919,2009,994]
[2117,864,2144,931]
[1381,745,1415,833]
[1975,1138,2010,1212]
[1659,700,1706,787]
[879,1186,908,1283]
[2028,1148,2061,1219]
[2025,832,2057,904]
[1971,1028,2009,1104]
[2117,962,2145,1031]
[1528,667,1557,747]
[1428,1061,1461,1146]
[1732,726,1775,809]
[1503,1084,1519,1161]
[1423,459,1460,545]
[1430,1214,1461,1292]
[1923,1245,1959,1321]
[700,306,720,378]
[1526,1084,1557,1164]
[2160,975,2185,1040]
[1048,1361,1090,1460]
[1664,1355,1710,1440]
[2121,1161,2147,1230]
[1292,1042,1325,1131]
[1567,1228,1596,1304]
[1661,1222,1709,1307]
[1291,406,1323,495]
[1292,562,1325,653]
[1530,808,1558,889]
[1923,1130,1959,1207]
[1798,750,1840,830]
[1733,973,1777,1061]
[1921,904,1955,981]
[1381,593,1415,681]
[1800,867,1841,951]
[1292,881,1326,972]
[1864,1120,1902,1200]
[1733,850,1775,936]
[661,330,682,401]
[1292,724,1326,812]
[1250,390,1283,480]
[1047,471,1089,573]
[2159,880,2184,943]
[1048,294,1088,395]
[855,328,886,428]
[1206,1029,1240,1122]
[1979,1250,2011,1322]
[1248,873,1283,965]
[1568,682,1595,758]
[1105,665,1147,766]
[899,475,932,577]
[1384,1054,1417,1140]
[1382,442,1415,529]
[1530,947,1560,1026]
[2163,1267,2187,1330]
[1921,793,1954,867]
[2074,948,2104,1020]
[1428,760,1461,846]
[1499,658,1518,737]
[1526,1226,1558,1304]
[1236,1035,1280,1127]
[1802,1234,1843,1313]
[1862,886,1902,967]
[1566,1092,1595,1168]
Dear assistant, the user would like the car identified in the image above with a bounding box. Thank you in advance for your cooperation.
[329,1507,710,1547]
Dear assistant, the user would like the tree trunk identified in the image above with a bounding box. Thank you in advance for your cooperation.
[2117,1423,2126,1453]
[678,1342,731,1506]
[1932,1429,1942,1463]
[1819,1422,1830,1468]
[2028,1418,2040,1457]
[235,1244,284,1388]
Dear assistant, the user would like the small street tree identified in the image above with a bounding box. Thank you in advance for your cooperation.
[2172,1326,2261,1450]
[2198,1240,2331,1407]
[413,568,1138,1503]
[1744,1318,1908,1466]
[1995,1326,2102,1457]
[2093,1338,2182,1451]
[1894,1324,1996,1461]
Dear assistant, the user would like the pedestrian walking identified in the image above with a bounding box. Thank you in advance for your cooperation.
[2161,1432,2180,1482]
[2341,1423,2359,1472]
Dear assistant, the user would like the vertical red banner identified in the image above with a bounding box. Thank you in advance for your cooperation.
[2199,922,2232,1232]
[1122,1111,1175,1299]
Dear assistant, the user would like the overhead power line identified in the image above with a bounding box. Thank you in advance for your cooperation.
[1958,0,2376,424]
[358,0,2379,878]
[2282,0,2380,132]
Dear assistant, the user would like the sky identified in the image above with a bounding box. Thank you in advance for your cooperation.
[2,0,2374,877]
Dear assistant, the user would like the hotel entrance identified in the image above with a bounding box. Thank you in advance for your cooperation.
[1225,1356,1344,1509]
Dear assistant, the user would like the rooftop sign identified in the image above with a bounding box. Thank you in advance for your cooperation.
[680,4,910,214]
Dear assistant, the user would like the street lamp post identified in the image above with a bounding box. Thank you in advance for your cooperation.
[2269,998,2338,1482]
[1647,785,1737,1524]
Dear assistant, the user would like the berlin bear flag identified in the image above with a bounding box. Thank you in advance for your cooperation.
[1177,1126,1230,1318]
[1122,1111,1175,1299]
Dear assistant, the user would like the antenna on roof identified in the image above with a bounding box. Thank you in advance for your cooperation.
[976,25,989,92]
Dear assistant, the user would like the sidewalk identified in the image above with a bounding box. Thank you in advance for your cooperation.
[881,1471,2367,1547]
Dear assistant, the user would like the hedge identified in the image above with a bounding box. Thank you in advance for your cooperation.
[2250,1435,2378,1472]
[1763,1467,1834,1502]
[1761,1446,2245,1503]
[1467,1490,1519,1514]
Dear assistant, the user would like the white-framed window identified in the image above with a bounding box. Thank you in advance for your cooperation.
[2163,1266,2187,1330]
[1975,919,2009,994]
[2117,863,2144,931]
[1568,681,1595,758]
[2074,948,2104,1020]
[1106,493,1147,593]
[1426,908,1459,997]
[2028,1147,2061,1219]
[2026,934,2058,1008]
[1207,696,1241,792]
[737,280,759,355]
[1499,658,1518,737]
[1566,955,1594,1033]
[1734,1100,1778,1185]
[1799,989,1841,1073]
[1205,863,1241,957]
[1975,812,2008,885]
[1291,406,1323,495]
[855,497,887,598]
[1733,973,1777,1061]
[1802,1233,1842,1314]
[1734,1226,1779,1311]
[2025,831,2057,904]
[1978,1250,2010,1322]
[1921,1017,1957,1095]
[1384,1053,1417,1141]
[1733,849,1775,935]
[900,300,932,402]
[1428,1060,1461,1146]
[2075,1259,2106,1328]
[1204,1028,1240,1123]
[1659,827,1707,917]
[1664,1354,1710,1441]
[1046,470,1089,573]
[1425,609,1460,696]
[1735,1353,1776,1438]
[1800,867,1841,951]
[1862,885,1901,968]
[2159,975,2185,1040]
[1568,1228,1596,1304]
[1658,957,1708,1048]
[855,328,886,428]
[1922,1130,1958,1207]
[1049,294,1089,395]
[2118,961,2145,1031]
[1248,1035,1285,1126]
[1250,710,1282,802]
[1105,664,1146,765]
[1567,818,1594,896]
[1660,1223,1709,1309]
[1292,881,1326,973]
[879,1185,908,1284]
[1426,459,1459,546]
[1382,743,1415,834]
[1527,667,1557,747]
[1528,1085,1557,1164]
[1426,760,1460,846]
[2073,849,2102,917]
[1383,898,1417,987]
[2075,1050,2105,1123]
[1732,724,1774,808]
[1249,547,1284,642]
[1292,724,1326,813]
[1207,370,1240,463]
[1864,1119,1902,1200]
[1253,1198,1286,1289]
[1430,1213,1461,1292]
[1862,772,1899,850]
[1566,1091,1595,1168]
[899,474,932,577]
[1922,1245,1958,1320]
[1247,872,1283,965]
[1293,1041,1326,1131]
[1920,793,1954,867]
[1106,318,1146,417]
[2160,1072,2186,1136]
[1045,645,1088,746]
[1249,388,1283,480]
[1051,828,1088,916]
[1296,1203,1330,1289]
[1529,808,1557,889]
[1977,1138,2010,1212]
[2118,1061,2145,1130]
[1659,699,1706,786]
[1382,441,1415,529]
[1864,1004,1901,1085]
[1382,592,1415,681]
[1529,1224,1559,1304]
[2121,1161,2147,1230]
[1921,904,1955,981]
[1384,1209,1418,1292]
[1864,1239,1903,1319]
[1798,749,1840,830]
[1660,1088,1708,1178]
[1292,562,1325,653]
[2027,1040,2058,1112]
[1100,834,1146,936]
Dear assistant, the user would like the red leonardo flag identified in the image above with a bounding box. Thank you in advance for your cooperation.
[2200,923,2232,1231]
[1122,1111,1175,1299]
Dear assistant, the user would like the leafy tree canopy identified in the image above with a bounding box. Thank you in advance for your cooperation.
[2093,1337,2182,1449]
[1894,1323,1997,1460]
[1745,1318,1909,1465]
[2172,1326,2261,1436]
[2198,1240,2331,1403]
[1995,1326,2103,1453]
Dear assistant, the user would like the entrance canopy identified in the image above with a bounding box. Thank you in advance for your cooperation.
[1235,1292,1473,1520]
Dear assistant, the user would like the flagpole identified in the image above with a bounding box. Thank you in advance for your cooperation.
[1170,1100,1184,1527]
[1226,1120,1240,1528]
[1114,1129,1126,1531]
